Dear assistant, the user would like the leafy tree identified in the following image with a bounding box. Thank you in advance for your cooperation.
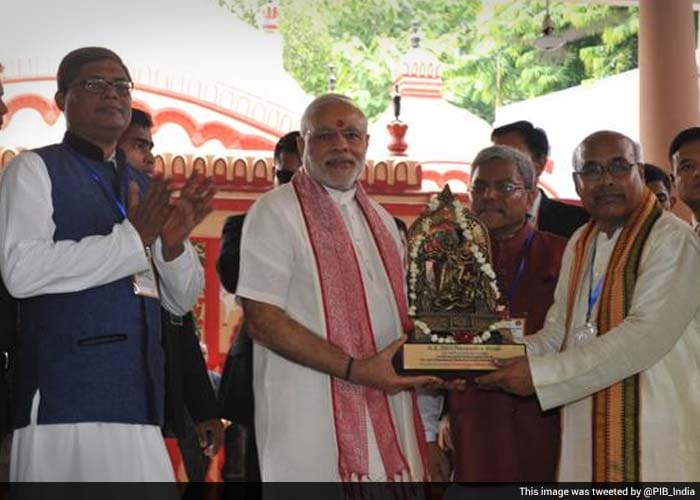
[274,0,482,119]
[443,2,638,122]
[217,0,269,26]
[217,0,638,123]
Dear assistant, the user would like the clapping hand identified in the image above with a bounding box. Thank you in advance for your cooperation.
[127,173,173,247]
[160,171,216,261]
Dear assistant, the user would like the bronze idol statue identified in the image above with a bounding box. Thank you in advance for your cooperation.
[397,185,525,375]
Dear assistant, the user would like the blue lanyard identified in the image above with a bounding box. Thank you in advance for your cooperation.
[586,240,604,324]
[498,226,536,309]
[74,155,129,220]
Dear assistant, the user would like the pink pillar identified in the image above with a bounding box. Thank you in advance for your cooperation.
[639,0,698,219]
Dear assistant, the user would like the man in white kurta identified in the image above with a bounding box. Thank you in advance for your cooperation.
[237,94,435,481]
[477,131,700,481]
[524,211,700,481]
[0,47,208,481]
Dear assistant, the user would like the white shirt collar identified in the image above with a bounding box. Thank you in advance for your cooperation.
[106,151,118,170]
[597,226,623,243]
[323,184,357,206]
[527,189,543,225]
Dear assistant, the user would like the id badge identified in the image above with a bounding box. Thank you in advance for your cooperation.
[488,318,527,343]
[572,322,597,347]
[133,247,160,299]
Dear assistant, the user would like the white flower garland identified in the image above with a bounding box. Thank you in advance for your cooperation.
[471,323,497,344]
[409,195,504,344]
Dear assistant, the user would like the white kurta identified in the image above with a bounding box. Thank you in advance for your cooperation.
[0,151,204,481]
[237,182,425,482]
[525,211,700,481]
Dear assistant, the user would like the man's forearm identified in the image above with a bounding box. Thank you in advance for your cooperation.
[242,298,351,379]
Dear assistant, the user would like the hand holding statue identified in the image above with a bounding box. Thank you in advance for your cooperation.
[474,356,535,397]
[349,336,444,394]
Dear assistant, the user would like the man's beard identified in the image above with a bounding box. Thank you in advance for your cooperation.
[305,152,363,191]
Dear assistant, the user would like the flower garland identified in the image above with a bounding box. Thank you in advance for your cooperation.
[415,319,500,345]
[409,194,504,344]
[471,323,497,344]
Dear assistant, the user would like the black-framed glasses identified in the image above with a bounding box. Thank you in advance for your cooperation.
[469,182,527,197]
[574,158,638,183]
[73,78,134,96]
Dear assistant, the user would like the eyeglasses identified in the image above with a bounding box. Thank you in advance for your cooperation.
[574,158,637,183]
[469,182,527,197]
[73,78,134,96]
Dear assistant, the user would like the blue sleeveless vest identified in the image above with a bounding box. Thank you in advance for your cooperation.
[14,139,164,427]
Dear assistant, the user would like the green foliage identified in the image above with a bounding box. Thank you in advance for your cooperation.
[278,0,334,96]
[216,0,639,123]
[444,2,638,122]
[217,0,269,25]
[275,0,482,119]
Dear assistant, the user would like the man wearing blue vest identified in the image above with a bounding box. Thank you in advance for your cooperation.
[0,47,210,481]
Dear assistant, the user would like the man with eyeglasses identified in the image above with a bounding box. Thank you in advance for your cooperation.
[420,145,567,482]
[669,127,700,235]
[492,120,589,238]
[235,94,439,481]
[0,47,212,481]
[475,131,700,481]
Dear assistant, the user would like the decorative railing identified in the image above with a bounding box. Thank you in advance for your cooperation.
[0,148,425,194]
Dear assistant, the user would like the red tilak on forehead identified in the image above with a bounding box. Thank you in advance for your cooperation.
[336,119,344,128]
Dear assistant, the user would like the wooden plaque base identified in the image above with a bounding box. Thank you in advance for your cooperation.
[394,343,525,377]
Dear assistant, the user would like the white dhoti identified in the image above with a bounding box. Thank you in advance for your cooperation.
[11,392,175,482]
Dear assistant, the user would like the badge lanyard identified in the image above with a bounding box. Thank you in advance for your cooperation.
[586,240,604,327]
[74,154,159,298]
[498,226,536,311]
[74,154,129,220]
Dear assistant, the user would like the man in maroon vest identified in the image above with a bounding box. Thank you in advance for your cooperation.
[423,145,567,481]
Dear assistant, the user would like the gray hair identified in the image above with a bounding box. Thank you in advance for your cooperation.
[300,93,367,135]
[572,130,641,171]
[471,145,536,190]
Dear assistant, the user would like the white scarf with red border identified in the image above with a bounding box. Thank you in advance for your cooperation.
[292,169,428,481]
